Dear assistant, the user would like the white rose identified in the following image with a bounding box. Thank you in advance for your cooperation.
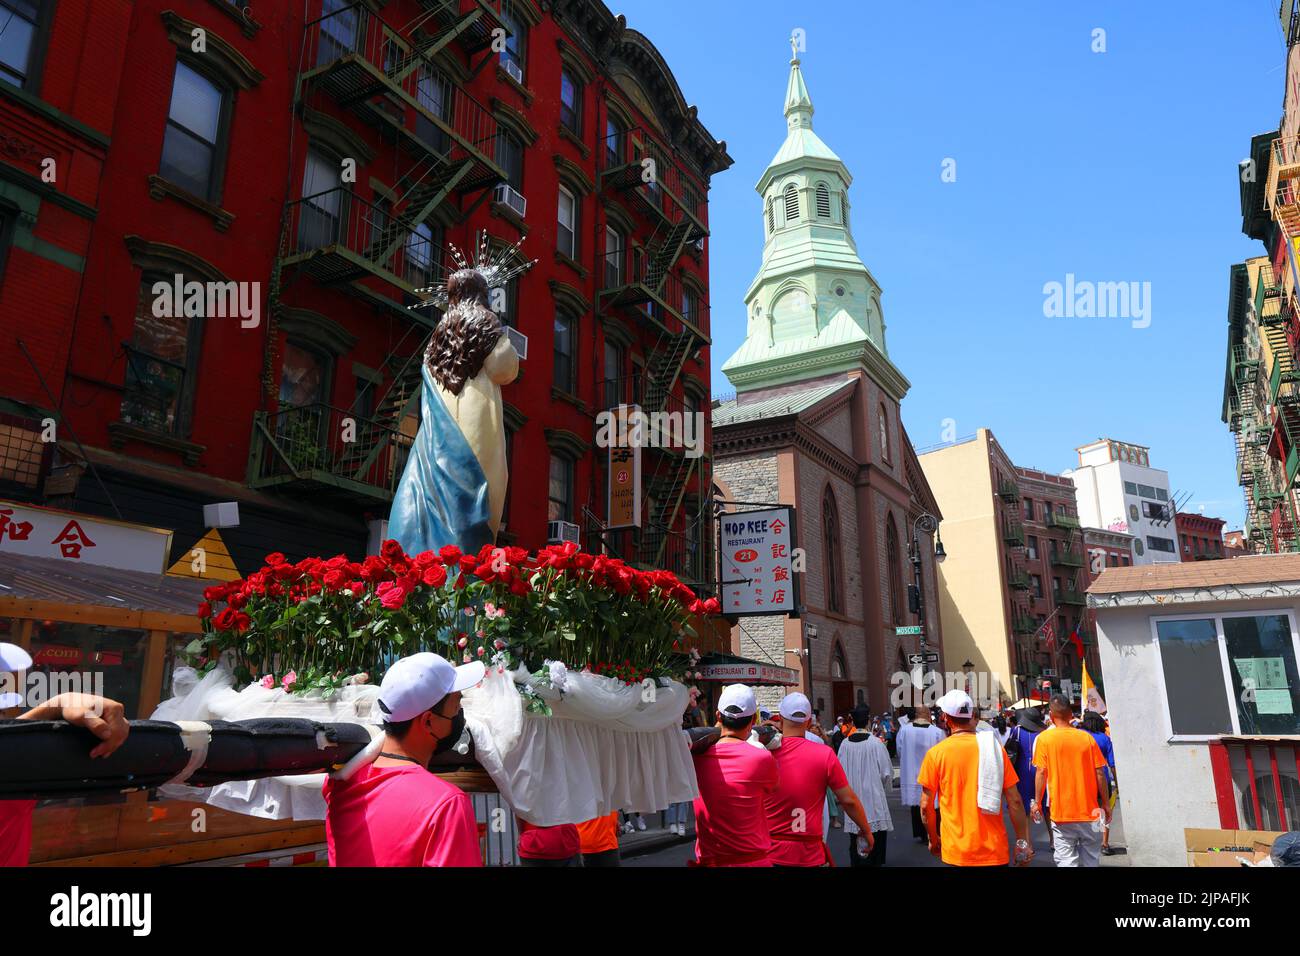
[547,660,569,693]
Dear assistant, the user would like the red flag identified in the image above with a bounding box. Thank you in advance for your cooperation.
[1069,630,1085,660]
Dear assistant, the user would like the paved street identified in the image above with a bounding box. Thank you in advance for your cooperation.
[625,763,1129,868]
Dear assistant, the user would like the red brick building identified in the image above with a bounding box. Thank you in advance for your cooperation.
[0,0,730,581]
[1174,511,1228,561]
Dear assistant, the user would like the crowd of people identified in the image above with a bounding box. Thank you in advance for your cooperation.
[0,640,1120,869]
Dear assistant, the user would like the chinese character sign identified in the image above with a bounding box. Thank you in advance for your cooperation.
[719,507,797,615]
[0,500,171,573]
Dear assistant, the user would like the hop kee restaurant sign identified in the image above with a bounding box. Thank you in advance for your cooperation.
[0,500,172,574]
[719,506,798,616]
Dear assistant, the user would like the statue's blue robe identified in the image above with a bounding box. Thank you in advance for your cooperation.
[388,365,494,557]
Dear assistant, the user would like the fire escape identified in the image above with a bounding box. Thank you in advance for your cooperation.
[249,1,506,504]
[593,126,711,581]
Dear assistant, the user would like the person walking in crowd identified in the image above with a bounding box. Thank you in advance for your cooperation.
[1007,706,1051,850]
[764,693,873,866]
[691,683,779,866]
[575,811,621,867]
[1,643,132,867]
[918,690,1034,868]
[1079,710,1117,855]
[897,705,945,843]
[1031,695,1110,868]
[325,652,483,866]
[666,688,707,836]
[837,706,894,865]
[517,819,583,866]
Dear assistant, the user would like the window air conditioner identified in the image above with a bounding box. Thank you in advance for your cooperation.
[494,183,527,218]
[502,58,524,85]
[505,326,528,360]
[548,520,580,545]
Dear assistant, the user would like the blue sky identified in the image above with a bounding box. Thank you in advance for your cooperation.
[616,0,1287,529]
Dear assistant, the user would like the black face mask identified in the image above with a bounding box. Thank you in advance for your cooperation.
[433,709,465,756]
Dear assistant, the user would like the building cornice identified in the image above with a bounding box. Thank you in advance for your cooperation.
[1089,581,1300,608]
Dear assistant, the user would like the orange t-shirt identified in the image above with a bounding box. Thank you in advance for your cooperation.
[916,732,1019,867]
[575,812,620,854]
[1032,725,1107,824]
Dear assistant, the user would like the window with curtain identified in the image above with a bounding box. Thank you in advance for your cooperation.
[604,225,623,288]
[887,514,903,625]
[405,221,437,288]
[299,148,342,250]
[160,60,229,202]
[553,310,575,393]
[415,65,452,154]
[557,186,577,258]
[605,115,624,168]
[318,0,359,64]
[783,183,799,223]
[823,487,844,614]
[496,129,524,191]
[548,454,573,522]
[560,69,582,133]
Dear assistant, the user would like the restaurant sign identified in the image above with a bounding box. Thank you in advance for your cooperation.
[0,500,172,574]
[697,661,800,686]
[719,506,798,616]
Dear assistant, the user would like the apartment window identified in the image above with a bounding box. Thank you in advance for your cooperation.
[604,225,623,287]
[682,285,699,324]
[318,0,359,64]
[604,341,623,408]
[1138,483,1157,499]
[560,69,582,134]
[1156,487,1168,501]
[121,276,204,437]
[1027,535,1038,560]
[160,60,230,202]
[557,186,577,258]
[605,115,624,168]
[1043,501,1054,524]
[1143,501,1169,521]
[1156,613,1300,736]
[415,66,452,154]
[783,183,799,223]
[0,0,49,90]
[815,182,831,218]
[1147,535,1176,554]
[496,129,524,191]
[553,310,576,394]
[1031,574,1043,598]
[1052,576,1061,597]
[499,0,526,78]
[405,221,437,288]
[1124,481,1138,495]
[495,276,518,327]
[1106,554,1117,567]
[279,341,330,408]
[1023,498,1034,521]
[299,150,342,249]
[548,454,573,522]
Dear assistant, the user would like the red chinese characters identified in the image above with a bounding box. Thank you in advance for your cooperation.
[0,508,34,542]
[51,520,96,559]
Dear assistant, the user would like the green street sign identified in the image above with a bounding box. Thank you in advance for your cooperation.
[895,625,923,636]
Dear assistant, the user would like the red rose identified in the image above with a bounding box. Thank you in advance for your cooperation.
[509,578,528,596]
[197,601,212,619]
[688,599,704,615]
[202,584,226,603]
[234,611,251,632]
[458,555,478,572]
[213,607,239,631]
[265,552,287,567]
[474,563,498,583]
[439,544,462,564]
[376,580,408,611]
[380,539,406,562]
[325,554,350,569]
[414,550,440,569]
[347,580,366,596]
[323,569,347,590]
[422,564,448,588]
[703,597,721,614]
[361,555,389,583]
[273,563,298,581]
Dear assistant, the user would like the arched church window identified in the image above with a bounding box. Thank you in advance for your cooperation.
[816,182,830,218]
[823,486,844,614]
[887,513,903,627]
[832,641,847,680]
[878,404,890,462]
[783,183,799,223]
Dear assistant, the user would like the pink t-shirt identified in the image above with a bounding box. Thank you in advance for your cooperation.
[766,736,849,866]
[692,739,779,866]
[323,763,481,867]
[0,800,35,867]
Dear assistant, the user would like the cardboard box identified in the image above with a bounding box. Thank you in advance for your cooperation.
[1184,828,1285,867]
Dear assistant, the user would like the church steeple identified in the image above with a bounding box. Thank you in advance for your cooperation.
[721,42,910,402]
[784,40,814,132]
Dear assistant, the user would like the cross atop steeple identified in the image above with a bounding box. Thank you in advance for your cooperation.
[789,33,800,63]
[784,40,813,130]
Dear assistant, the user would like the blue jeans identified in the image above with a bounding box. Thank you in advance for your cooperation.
[665,802,690,826]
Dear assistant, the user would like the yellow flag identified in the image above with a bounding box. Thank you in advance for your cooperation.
[1081,661,1106,714]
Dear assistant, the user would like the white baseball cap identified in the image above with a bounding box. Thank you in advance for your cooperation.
[778,692,812,721]
[377,652,484,723]
[0,642,32,673]
[937,688,975,718]
[717,683,757,719]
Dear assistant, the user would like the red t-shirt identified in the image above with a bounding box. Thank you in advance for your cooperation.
[692,739,780,866]
[517,820,581,860]
[766,736,849,866]
[323,763,481,867]
[0,800,35,867]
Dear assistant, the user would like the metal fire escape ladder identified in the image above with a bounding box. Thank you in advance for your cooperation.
[340,333,433,480]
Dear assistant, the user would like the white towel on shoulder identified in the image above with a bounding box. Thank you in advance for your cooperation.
[975,726,1004,814]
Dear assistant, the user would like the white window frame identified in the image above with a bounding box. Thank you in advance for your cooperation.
[1149,607,1300,743]
[557,185,576,258]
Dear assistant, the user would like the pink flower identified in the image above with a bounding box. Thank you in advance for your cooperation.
[463,607,476,617]
[484,601,498,616]
[476,646,486,657]
[458,635,468,649]
[462,654,472,663]
[376,580,408,611]
[281,670,298,691]
[259,674,275,690]
[494,639,506,650]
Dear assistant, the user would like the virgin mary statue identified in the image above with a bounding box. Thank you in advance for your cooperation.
[388,267,519,556]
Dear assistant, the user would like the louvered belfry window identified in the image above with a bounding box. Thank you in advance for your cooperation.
[783,183,799,223]
[816,182,830,218]
[766,196,774,233]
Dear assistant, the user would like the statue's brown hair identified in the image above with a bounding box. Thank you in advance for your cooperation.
[426,269,504,396]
